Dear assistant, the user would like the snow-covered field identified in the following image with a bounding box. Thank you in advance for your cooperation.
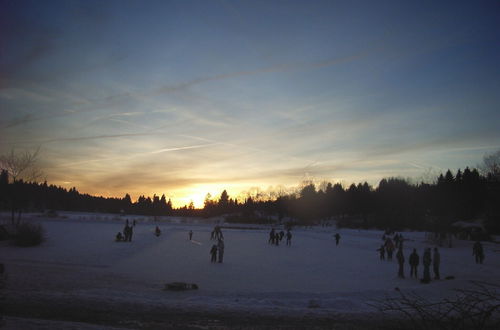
[1,212,499,328]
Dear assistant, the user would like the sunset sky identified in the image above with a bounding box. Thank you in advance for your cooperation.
[1,0,499,207]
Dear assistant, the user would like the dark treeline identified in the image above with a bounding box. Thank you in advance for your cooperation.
[0,169,180,219]
[1,166,499,233]
[205,167,500,233]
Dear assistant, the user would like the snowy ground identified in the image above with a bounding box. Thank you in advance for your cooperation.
[1,212,499,328]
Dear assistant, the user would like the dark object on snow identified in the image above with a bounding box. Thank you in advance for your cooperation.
[12,223,44,246]
[409,249,419,278]
[422,248,432,282]
[396,248,405,278]
[210,244,218,263]
[433,247,440,280]
[473,241,485,264]
[217,239,225,263]
[115,232,124,242]
[123,223,133,241]
[445,275,455,280]
[164,282,199,291]
[334,233,341,246]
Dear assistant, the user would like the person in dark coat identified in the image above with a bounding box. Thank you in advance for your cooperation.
[115,232,124,242]
[422,248,432,283]
[189,230,193,240]
[123,223,131,241]
[472,241,484,264]
[286,230,292,246]
[279,230,285,242]
[377,245,386,260]
[210,245,218,263]
[385,239,395,261]
[409,248,419,278]
[155,226,161,237]
[334,233,341,246]
[128,224,133,241]
[217,239,225,263]
[433,247,440,279]
[269,228,275,244]
[396,247,405,278]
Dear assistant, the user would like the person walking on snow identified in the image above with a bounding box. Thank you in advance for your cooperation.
[409,248,419,278]
[396,247,405,278]
[210,245,218,263]
[422,248,432,283]
[473,241,484,264]
[433,247,440,279]
[334,233,341,246]
[123,223,132,242]
[269,228,276,244]
[385,238,395,260]
[217,239,225,263]
[286,230,292,246]
[409,249,420,278]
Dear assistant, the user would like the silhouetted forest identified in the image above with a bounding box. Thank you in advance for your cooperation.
[1,167,499,233]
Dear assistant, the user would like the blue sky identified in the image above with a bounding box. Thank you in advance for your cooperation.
[1,0,499,207]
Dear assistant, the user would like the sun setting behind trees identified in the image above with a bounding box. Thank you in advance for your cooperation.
[1,1,500,328]
[1,1,499,205]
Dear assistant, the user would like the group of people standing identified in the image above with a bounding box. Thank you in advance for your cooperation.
[116,219,135,242]
[377,232,441,282]
[268,228,292,246]
[377,234,401,261]
[380,231,487,283]
[404,247,440,282]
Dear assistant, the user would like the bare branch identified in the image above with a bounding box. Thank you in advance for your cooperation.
[0,147,42,182]
[369,282,500,330]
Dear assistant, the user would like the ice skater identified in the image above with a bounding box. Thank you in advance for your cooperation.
[189,230,193,240]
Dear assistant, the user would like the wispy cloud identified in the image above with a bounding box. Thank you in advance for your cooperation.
[151,143,219,154]
[156,50,374,94]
